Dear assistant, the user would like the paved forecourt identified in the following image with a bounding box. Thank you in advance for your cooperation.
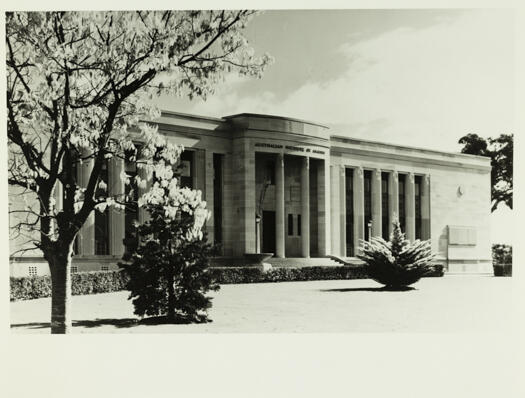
[11,275,514,333]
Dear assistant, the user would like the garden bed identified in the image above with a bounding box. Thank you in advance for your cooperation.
[10,264,444,301]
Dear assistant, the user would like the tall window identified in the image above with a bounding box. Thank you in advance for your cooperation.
[213,154,223,245]
[179,150,194,189]
[124,157,138,249]
[265,160,275,185]
[415,175,422,239]
[95,160,109,255]
[287,214,294,236]
[398,174,406,233]
[364,170,372,241]
[381,172,389,241]
[345,168,354,256]
[70,160,79,254]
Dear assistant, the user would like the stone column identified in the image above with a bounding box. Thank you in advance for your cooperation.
[275,153,285,258]
[421,174,431,240]
[301,157,310,258]
[372,168,382,238]
[339,165,347,256]
[330,165,340,256]
[204,150,215,243]
[388,171,399,237]
[317,158,331,256]
[109,157,125,257]
[406,172,416,241]
[353,166,365,255]
[232,139,256,257]
[78,153,95,255]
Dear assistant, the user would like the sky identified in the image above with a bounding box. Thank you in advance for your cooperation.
[152,9,515,244]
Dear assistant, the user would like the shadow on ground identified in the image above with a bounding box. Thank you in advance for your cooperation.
[11,318,139,330]
[11,315,210,330]
[320,286,416,293]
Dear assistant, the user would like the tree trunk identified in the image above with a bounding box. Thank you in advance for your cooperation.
[49,251,73,334]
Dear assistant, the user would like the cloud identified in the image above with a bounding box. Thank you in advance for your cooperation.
[174,10,514,154]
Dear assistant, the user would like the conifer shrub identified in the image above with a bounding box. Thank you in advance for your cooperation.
[357,219,436,289]
[119,211,219,323]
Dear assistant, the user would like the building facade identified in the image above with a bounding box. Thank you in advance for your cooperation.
[9,111,493,276]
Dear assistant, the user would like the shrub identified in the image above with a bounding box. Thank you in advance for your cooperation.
[492,244,512,265]
[492,244,512,277]
[11,262,442,302]
[119,204,219,323]
[210,265,369,284]
[10,270,129,301]
[357,219,436,289]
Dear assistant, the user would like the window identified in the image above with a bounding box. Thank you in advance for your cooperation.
[415,175,422,239]
[95,160,109,255]
[288,214,294,236]
[213,154,223,245]
[179,151,194,189]
[71,266,78,274]
[345,168,354,256]
[297,214,302,236]
[398,174,406,233]
[125,156,139,250]
[381,172,389,241]
[28,266,37,277]
[265,161,275,185]
[364,170,372,241]
[66,159,79,255]
[101,266,109,271]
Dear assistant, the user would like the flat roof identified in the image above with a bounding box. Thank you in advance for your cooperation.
[224,112,329,129]
[157,109,490,164]
[330,134,491,163]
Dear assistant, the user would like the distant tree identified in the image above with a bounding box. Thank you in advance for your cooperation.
[458,133,513,211]
[7,11,271,333]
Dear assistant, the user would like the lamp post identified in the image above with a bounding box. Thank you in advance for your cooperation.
[255,214,261,253]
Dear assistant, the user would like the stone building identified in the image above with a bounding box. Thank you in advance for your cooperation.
[9,111,492,276]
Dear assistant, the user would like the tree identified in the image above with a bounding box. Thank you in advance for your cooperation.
[7,11,271,333]
[357,219,436,289]
[458,133,513,211]
[119,170,219,323]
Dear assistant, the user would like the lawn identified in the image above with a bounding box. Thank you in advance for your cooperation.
[10,275,514,333]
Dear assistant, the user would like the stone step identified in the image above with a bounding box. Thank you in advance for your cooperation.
[210,256,365,268]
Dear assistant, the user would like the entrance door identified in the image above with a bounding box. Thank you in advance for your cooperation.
[262,211,276,255]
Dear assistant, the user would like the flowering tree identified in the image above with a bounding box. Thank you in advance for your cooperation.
[7,11,271,333]
[120,155,220,323]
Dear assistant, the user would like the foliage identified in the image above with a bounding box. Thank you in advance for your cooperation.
[357,219,436,288]
[7,10,271,332]
[458,133,513,211]
[492,244,512,265]
[10,270,129,301]
[119,172,220,323]
[10,264,445,301]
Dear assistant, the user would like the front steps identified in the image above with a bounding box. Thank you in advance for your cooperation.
[210,256,365,268]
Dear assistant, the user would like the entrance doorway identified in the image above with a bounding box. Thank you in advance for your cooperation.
[262,211,276,255]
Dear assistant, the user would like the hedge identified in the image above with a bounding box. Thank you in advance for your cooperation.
[10,271,129,301]
[10,264,443,301]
